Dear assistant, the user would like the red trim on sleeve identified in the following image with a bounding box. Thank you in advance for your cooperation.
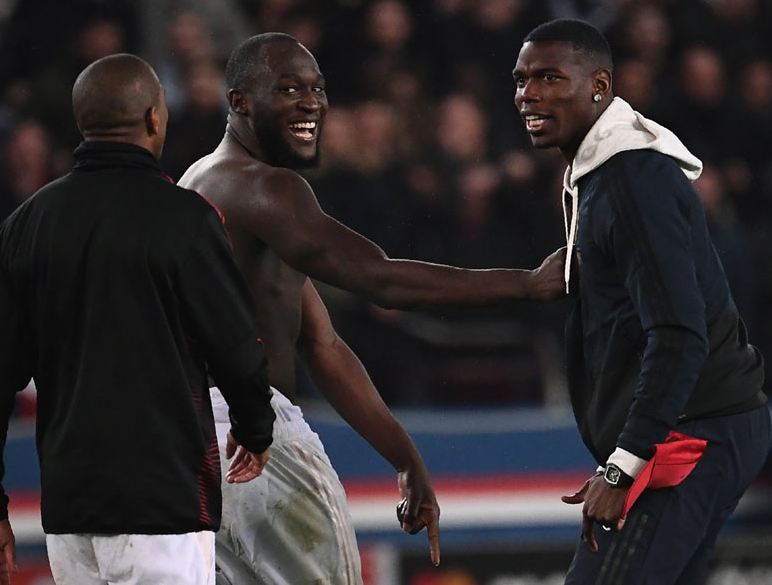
[192,191,226,226]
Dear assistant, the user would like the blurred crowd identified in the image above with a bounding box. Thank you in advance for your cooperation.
[2,0,772,410]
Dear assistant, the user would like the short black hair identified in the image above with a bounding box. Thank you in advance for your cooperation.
[225,32,299,91]
[72,53,161,137]
[524,19,613,71]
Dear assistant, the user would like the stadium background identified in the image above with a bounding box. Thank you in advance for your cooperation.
[1,0,772,583]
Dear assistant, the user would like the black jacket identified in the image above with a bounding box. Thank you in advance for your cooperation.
[0,141,275,534]
[567,149,765,464]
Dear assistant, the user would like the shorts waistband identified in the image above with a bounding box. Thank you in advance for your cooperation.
[210,386,316,445]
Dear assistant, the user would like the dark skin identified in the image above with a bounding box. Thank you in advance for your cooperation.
[0,519,14,585]
[513,40,626,552]
[180,40,565,566]
[72,54,169,159]
[513,41,612,161]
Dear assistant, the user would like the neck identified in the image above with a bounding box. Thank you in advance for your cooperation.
[560,98,614,163]
[83,133,158,158]
[225,113,265,161]
[560,143,580,165]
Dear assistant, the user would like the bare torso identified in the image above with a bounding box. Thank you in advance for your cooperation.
[179,136,306,398]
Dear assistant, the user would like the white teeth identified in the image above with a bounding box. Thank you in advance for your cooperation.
[525,115,548,132]
[289,121,316,129]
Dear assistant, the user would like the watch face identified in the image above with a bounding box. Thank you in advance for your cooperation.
[606,466,621,485]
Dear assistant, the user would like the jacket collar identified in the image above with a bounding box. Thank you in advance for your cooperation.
[566,97,702,190]
[560,97,703,293]
[73,141,163,175]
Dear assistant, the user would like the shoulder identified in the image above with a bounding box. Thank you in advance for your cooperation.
[236,165,318,223]
[0,176,68,236]
[600,150,696,211]
[255,165,313,199]
[165,180,215,210]
[138,177,223,234]
[191,152,313,208]
[603,149,686,181]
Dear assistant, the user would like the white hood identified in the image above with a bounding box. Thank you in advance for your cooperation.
[561,97,703,292]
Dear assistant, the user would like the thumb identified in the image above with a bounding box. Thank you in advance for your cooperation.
[562,478,590,504]
[561,493,585,505]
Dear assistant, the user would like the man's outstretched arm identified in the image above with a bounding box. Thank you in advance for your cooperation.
[297,280,441,565]
[241,168,565,310]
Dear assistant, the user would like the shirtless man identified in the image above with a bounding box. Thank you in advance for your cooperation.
[179,32,565,585]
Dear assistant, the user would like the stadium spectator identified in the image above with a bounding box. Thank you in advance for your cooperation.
[161,59,228,180]
[0,120,55,222]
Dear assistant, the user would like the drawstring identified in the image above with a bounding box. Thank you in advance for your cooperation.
[562,168,579,294]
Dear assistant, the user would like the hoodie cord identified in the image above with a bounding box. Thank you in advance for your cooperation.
[562,181,579,294]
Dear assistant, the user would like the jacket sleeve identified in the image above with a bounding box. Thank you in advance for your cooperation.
[0,258,33,520]
[177,208,275,454]
[601,152,709,459]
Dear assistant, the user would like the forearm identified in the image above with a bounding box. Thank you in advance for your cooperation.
[269,196,563,308]
[210,340,275,454]
[307,254,535,311]
[365,260,535,311]
[617,326,708,458]
[302,335,422,471]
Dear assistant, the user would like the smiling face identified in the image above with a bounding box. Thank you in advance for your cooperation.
[245,41,328,169]
[513,40,610,161]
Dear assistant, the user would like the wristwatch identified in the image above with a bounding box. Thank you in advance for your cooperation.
[603,463,634,488]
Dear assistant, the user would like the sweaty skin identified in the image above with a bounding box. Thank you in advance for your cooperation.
[182,136,443,562]
[181,143,309,394]
[179,38,566,566]
[182,40,565,397]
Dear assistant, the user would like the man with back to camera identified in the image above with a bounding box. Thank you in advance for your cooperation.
[179,33,567,584]
[0,54,277,585]
[512,19,771,584]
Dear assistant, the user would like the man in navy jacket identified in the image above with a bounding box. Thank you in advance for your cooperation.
[513,19,770,585]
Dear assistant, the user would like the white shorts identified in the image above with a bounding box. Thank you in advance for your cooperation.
[211,387,363,585]
[46,531,215,585]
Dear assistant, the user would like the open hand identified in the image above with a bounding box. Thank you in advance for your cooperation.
[397,465,441,566]
[225,432,270,483]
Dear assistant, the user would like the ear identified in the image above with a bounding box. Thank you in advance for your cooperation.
[228,89,250,115]
[144,106,161,137]
[592,69,612,99]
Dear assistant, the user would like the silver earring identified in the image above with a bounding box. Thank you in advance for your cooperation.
[593,94,602,103]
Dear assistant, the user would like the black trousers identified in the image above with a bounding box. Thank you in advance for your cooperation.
[565,404,771,585]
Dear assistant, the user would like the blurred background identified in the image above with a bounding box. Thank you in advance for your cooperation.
[1,0,772,583]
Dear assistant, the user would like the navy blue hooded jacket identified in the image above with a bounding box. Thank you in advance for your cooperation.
[563,99,765,464]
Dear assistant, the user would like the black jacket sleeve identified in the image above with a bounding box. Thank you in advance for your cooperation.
[601,153,709,459]
[177,208,275,453]
[0,258,32,520]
